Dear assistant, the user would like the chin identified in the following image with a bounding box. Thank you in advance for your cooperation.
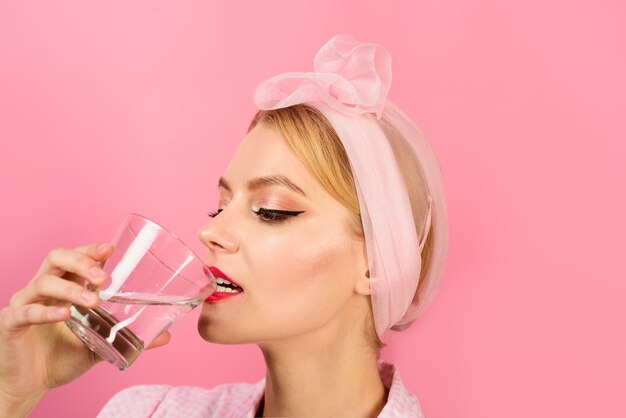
[197,316,249,345]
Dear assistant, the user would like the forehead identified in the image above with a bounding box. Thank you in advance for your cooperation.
[222,123,318,196]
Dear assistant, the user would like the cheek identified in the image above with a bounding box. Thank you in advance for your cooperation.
[248,223,358,302]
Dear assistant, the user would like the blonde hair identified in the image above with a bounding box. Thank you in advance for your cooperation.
[247,104,434,351]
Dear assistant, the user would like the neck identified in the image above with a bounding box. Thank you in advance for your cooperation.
[256,318,388,418]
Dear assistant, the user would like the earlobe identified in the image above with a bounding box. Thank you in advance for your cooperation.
[354,269,372,296]
[354,240,371,295]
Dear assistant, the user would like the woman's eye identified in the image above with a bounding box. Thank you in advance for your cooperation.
[252,206,305,224]
[208,207,305,224]
[207,209,223,218]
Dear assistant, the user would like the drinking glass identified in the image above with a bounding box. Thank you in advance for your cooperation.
[65,213,216,370]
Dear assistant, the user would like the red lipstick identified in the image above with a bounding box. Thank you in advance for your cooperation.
[204,266,244,303]
[207,266,242,288]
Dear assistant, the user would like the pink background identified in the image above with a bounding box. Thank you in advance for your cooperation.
[1,1,625,417]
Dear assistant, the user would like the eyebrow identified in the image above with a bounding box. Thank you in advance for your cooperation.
[218,175,306,197]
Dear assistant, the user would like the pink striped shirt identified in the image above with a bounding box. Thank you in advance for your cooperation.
[97,361,425,417]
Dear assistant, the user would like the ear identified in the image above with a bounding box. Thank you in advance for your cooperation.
[354,268,372,296]
[354,239,372,296]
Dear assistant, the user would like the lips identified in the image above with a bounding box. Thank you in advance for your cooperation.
[205,291,243,302]
[204,266,244,302]
[206,266,243,288]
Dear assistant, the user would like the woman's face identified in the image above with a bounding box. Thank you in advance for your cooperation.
[196,122,370,344]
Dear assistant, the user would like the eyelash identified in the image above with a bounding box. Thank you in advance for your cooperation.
[207,207,304,224]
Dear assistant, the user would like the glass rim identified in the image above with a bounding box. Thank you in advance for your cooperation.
[123,212,208,270]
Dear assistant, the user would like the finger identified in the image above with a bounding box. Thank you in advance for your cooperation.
[34,243,114,288]
[10,274,100,309]
[0,304,69,332]
[146,331,171,350]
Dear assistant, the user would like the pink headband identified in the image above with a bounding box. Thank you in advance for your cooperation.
[253,34,450,338]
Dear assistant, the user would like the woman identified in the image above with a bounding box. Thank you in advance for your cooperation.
[0,34,449,417]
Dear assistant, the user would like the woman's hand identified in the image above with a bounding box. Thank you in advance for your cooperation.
[0,243,171,416]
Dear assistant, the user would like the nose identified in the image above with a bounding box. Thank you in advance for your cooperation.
[197,215,239,254]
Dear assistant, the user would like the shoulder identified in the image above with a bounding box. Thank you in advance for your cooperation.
[378,362,426,418]
[97,384,172,418]
[97,380,265,418]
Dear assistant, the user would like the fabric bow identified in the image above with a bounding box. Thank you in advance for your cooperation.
[253,34,392,119]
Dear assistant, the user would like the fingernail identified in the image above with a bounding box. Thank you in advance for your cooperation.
[53,307,68,317]
[81,290,98,303]
[97,243,110,253]
[90,266,106,280]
